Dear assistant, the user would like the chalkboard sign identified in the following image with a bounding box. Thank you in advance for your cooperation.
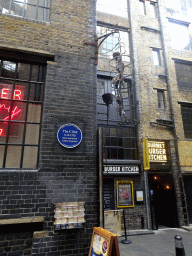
[89,227,120,256]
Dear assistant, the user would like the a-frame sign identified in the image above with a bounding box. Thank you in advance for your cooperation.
[89,227,120,256]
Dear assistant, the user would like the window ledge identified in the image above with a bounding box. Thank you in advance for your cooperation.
[141,26,161,33]
[0,169,39,173]
[103,159,141,165]
[0,12,49,25]
[0,217,44,225]
[178,101,192,106]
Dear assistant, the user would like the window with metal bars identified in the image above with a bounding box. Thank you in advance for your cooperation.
[0,0,50,22]
[175,61,192,89]
[0,59,45,169]
[97,26,130,62]
[180,104,192,139]
[102,126,137,160]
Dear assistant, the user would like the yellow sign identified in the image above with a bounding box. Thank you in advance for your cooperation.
[148,141,167,163]
[143,138,150,170]
[178,141,192,167]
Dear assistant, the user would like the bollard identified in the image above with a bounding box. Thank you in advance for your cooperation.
[141,214,144,229]
[174,234,186,256]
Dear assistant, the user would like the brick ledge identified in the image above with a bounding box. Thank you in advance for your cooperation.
[0,217,44,225]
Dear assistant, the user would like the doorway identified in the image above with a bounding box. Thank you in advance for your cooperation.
[183,175,192,224]
[148,173,178,229]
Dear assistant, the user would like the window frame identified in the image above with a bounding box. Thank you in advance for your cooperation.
[0,0,50,23]
[139,0,146,16]
[180,103,192,139]
[0,58,46,169]
[102,126,138,160]
[97,25,130,62]
[157,90,166,109]
[168,18,191,50]
[174,60,192,89]
[152,48,161,66]
[150,1,157,18]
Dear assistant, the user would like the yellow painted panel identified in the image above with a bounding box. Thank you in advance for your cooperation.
[178,141,192,167]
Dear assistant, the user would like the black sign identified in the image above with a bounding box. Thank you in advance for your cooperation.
[103,165,139,175]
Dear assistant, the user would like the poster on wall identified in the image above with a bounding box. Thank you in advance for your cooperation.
[116,181,134,208]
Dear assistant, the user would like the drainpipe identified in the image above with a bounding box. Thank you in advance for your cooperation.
[157,0,187,227]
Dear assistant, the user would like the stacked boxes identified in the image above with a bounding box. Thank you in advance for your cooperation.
[54,202,85,230]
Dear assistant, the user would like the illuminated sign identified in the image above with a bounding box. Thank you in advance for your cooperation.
[103,165,139,175]
[148,141,167,163]
[0,84,24,137]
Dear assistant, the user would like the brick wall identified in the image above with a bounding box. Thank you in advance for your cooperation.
[0,0,98,255]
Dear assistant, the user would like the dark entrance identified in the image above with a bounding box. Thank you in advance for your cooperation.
[183,175,192,224]
[148,173,178,229]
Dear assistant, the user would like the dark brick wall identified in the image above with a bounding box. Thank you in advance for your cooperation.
[0,172,47,220]
[0,14,97,256]
[0,231,33,256]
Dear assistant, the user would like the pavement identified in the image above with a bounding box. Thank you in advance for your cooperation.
[117,227,192,255]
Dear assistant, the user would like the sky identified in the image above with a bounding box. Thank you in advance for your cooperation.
[96,0,128,18]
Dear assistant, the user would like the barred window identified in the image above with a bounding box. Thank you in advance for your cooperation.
[103,127,137,160]
[180,104,192,139]
[0,59,45,169]
[175,61,192,89]
[0,0,50,22]
[157,90,165,109]
[97,26,129,62]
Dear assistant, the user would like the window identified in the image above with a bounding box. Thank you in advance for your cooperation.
[97,26,129,62]
[169,20,190,50]
[139,0,145,15]
[150,2,157,18]
[0,0,50,22]
[180,104,192,139]
[102,127,137,160]
[97,78,131,125]
[152,49,161,66]
[175,61,192,89]
[0,59,45,168]
[157,90,165,109]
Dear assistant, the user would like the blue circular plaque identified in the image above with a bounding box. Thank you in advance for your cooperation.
[57,124,82,148]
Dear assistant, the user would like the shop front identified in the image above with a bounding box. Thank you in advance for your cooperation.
[145,140,178,229]
[98,126,145,233]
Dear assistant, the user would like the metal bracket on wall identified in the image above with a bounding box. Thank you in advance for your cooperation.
[150,119,174,128]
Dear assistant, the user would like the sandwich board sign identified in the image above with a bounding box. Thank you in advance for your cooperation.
[89,227,120,256]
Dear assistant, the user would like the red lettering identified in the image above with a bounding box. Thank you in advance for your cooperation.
[0,129,3,136]
[1,88,9,99]
[4,106,22,121]
[13,90,22,100]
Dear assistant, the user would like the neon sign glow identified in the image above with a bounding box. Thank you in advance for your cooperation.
[0,85,24,137]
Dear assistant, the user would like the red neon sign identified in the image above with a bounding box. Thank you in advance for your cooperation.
[0,85,24,137]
